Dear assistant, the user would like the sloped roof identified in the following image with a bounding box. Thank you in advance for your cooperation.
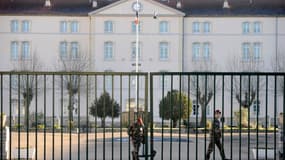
[0,0,284,16]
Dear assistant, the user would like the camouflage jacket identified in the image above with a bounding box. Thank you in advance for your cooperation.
[211,118,221,138]
[128,122,144,143]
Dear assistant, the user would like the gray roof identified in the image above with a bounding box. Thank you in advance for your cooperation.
[0,0,284,16]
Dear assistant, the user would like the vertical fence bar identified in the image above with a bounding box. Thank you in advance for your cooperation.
[103,75,106,160]
[17,74,20,160]
[77,74,81,160]
[26,74,29,160]
[0,74,2,159]
[204,75,208,160]
[44,74,46,160]
[265,75,268,159]
[195,74,199,160]
[247,75,251,160]
[256,75,259,160]
[161,74,164,160]
[283,75,285,160]
[9,74,12,160]
[119,75,122,160]
[128,75,131,160]
[213,75,216,160]
[69,74,72,160]
[111,75,114,160]
[150,73,154,160]
[274,75,277,160]
[61,75,63,160]
[187,75,190,160]
[144,73,149,160]
[52,74,55,160]
[230,74,233,160]
[94,75,97,160]
[221,75,225,149]
[35,75,38,160]
[86,75,89,160]
[239,75,242,160]
[179,74,182,160]
[170,74,173,160]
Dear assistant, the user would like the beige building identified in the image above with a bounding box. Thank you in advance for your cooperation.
[0,0,284,123]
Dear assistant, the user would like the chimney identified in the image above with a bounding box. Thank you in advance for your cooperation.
[223,0,230,9]
[176,1,182,9]
[92,0,98,8]
[44,0,51,7]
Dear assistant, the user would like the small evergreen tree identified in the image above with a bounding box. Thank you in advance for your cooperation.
[90,92,120,127]
[159,90,192,128]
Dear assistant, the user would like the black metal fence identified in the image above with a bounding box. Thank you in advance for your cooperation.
[0,72,284,160]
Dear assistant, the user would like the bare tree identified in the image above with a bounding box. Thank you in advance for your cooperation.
[12,54,42,129]
[274,51,285,95]
[228,55,262,108]
[190,61,217,127]
[227,55,264,127]
[56,51,90,123]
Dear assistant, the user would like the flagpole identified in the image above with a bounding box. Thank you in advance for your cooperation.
[135,0,139,115]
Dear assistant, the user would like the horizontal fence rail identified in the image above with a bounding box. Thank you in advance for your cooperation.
[0,72,284,160]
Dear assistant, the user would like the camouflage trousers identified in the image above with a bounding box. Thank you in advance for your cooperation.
[132,141,141,160]
[206,137,226,160]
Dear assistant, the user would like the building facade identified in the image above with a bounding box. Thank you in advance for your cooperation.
[0,0,284,124]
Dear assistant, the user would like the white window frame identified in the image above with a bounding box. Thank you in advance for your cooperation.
[253,42,261,60]
[70,42,79,60]
[11,20,19,32]
[253,21,261,33]
[104,41,113,60]
[11,41,19,60]
[131,42,141,60]
[60,21,68,33]
[242,22,250,34]
[193,22,200,33]
[159,21,169,33]
[203,42,210,60]
[104,21,113,33]
[159,42,169,61]
[192,42,200,60]
[242,42,250,61]
[21,41,30,60]
[71,21,79,33]
[59,41,68,59]
[21,20,30,33]
[203,22,210,33]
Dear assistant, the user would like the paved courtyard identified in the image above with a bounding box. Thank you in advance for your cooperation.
[8,132,282,159]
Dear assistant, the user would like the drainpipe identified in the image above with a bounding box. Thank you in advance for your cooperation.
[89,16,92,71]
[275,16,278,72]
[182,17,185,72]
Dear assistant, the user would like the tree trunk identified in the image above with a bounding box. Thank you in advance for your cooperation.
[24,98,32,129]
[172,119,177,128]
[68,94,74,122]
[101,118,106,128]
[200,105,207,128]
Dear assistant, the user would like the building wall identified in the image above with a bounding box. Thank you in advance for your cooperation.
[0,1,284,122]
[0,15,90,71]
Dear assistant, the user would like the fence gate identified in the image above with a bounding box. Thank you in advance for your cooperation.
[0,72,285,160]
[150,72,285,160]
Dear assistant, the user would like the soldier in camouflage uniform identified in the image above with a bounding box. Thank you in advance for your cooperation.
[206,110,229,160]
[128,116,145,160]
